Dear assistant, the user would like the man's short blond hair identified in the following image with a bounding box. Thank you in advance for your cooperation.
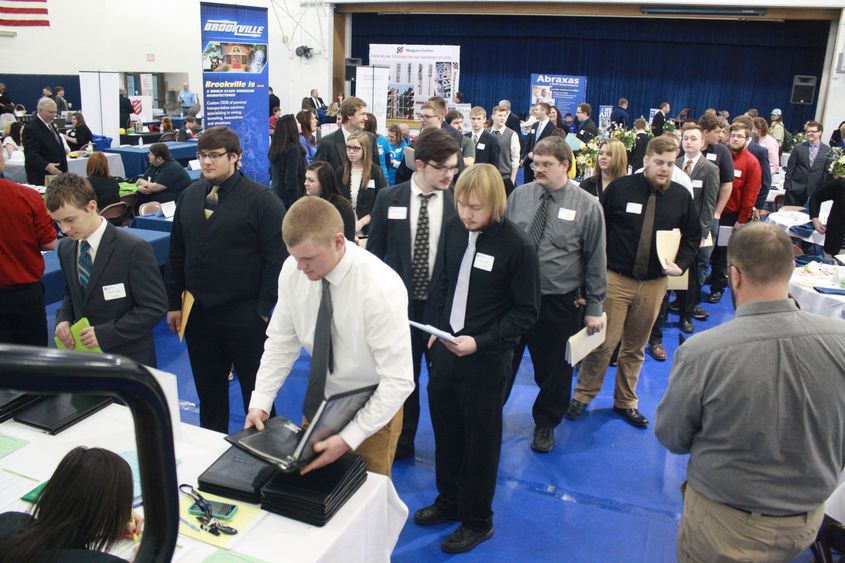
[282,197,344,248]
[454,164,507,222]
[470,106,486,118]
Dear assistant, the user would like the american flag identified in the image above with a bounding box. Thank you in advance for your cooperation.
[0,0,49,27]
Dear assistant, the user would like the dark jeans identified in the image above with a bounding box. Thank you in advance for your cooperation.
[396,299,431,455]
[0,282,47,347]
[710,211,740,292]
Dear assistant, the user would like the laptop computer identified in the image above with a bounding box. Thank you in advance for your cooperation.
[226,384,377,473]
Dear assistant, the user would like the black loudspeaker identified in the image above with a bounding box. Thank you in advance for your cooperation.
[345,57,362,81]
[790,75,817,105]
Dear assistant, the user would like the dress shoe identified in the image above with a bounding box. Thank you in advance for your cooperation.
[667,300,680,314]
[648,342,667,361]
[680,318,694,334]
[566,399,587,420]
[414,504,459,526]
[531,426,554,452]
[441,524,495,553]
[612,407,649,428]
[691,306,709,320]
[706,291,722,303]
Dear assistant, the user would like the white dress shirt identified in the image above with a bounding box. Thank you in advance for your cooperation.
[79,216,107,263]
[409,174,444,280]
[250,241,414,450]
[491,125,521,170]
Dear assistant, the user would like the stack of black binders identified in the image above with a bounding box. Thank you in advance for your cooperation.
[198,446,280,504]
[259,453,368,527]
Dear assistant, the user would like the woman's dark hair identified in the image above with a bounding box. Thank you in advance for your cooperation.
[0,447,132,562]
[8,121,22,145]
[268,114,305,161]
[363,112,378,134]
[86,152,112,178]
[549,106,564,129]
[71,112,86,126]
[308,161,346,203]
[296,109,316,145]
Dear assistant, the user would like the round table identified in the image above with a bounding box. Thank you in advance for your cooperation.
[788,265,845,319]
[767,210,825,246]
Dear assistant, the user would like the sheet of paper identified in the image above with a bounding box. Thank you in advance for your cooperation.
[717,225,733,247]
[408,321,458,343]
[656,230,689,290]
[403,146,415,168]
[202,549,270,563]
[0,433,28,460]
[0,468,40,512]
[566,313,607,366]
[701,232,713,248]
[54,317,103,353]
[179,290,195,342]
[178,491,265,549]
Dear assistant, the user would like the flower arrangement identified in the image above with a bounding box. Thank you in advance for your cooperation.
[663,120,676,134]
[611,128,637,151]
[829,147,845,178]
[792,132,807,146]
[575,137,601,174]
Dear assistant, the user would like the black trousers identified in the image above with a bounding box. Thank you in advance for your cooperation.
[185,300,269,433]
[396,299,431,454]
[784,189,806,206]
[710,212,740,292]
[0,283,47,347]
[429,342,509,531]
[507,291,582,428]
[502,177,515,197]
[650,259,699,344]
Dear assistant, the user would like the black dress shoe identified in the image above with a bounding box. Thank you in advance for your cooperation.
[414,504,459,526]
[612,407,649,428]
[706,291,722,303]
[566,399,587,420]
[691,306,709,320]
[680,318,694,334]
[667,300,680,314]
[441,524,495,553]
[531,426,554,452]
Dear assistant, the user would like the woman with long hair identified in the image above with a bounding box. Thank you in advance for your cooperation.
[363,112,391,181]
[0,447,139,562]
[62,112,93,149]
[549,105,568,135]
[579,138,628,197]
[160,116,173,132]
[268,114,306,208]
[296,108,319,165]
[2,121,23,160]
[86,152,121,209]
[337,130,386,235]
[305,161,356,241]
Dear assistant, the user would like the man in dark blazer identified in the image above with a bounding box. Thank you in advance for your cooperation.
[574,102,599,143]
[628,118,650,173]
[46,173,167,366]
[119,89,133,129]
[499,99,523,148]
[465,107,500,167]
[301,89,326,110]
[521,102,555,183]
[313,96,379,170]
[784,120,832,205]
[23,97,68,186]
[367,127,459,460]
[651,102,670,137]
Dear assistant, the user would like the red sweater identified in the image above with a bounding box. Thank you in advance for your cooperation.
[725,147,762,223]
[0,179,56,287]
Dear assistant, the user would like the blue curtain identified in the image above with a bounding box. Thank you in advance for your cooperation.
[0,74,81,115]
[351,14,828,132]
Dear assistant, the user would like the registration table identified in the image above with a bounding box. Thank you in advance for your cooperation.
[0,402,407,562]
[105,141,198,179]
[4,152,126,184]
[788,263,845,319]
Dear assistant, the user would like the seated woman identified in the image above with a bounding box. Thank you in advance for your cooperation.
[296,109,318,165]
[62,112,93,150]
[336,130,386,236]
[0,446,140,562]
[160,117,173,132]
[2,121,23,161]
[579,138,628,197]
[305,161,356,241]
[136,142,192,204]
[86,152,121,210]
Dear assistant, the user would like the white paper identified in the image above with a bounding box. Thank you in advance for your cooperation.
[473,253,494,271]
[691,180,703,188]
[626,202,643,215]
[717,225,733,246]
[566,313,607,366]
[0,468,39,512]
[706,153,717,161]
[557,208,576,221]
[477,143,485,150]
[103,283,127,301]
[388,206,407,220]
[188,159,201,170]
[409,321,458,343]
[161,201,177,219]
[734,169,742,178]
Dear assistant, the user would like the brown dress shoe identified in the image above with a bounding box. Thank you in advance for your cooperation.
[648,342,667,361]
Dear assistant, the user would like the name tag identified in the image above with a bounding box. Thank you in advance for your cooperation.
[692,180,703,188]
[626,202,643,214]
[558,208,576,221]
[102,283,127,301]
[705,153,717,161]
[734,169,742,178]
[530,128,536,135]
[477,143,485,150]
[388,206,407,220]
[367,179,375,189]
[473,252,494,271]
[580,130,585,135]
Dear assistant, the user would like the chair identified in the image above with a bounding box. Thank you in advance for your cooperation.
[158,132,178,142]
[99,201,129,226]
[139,202,162,216]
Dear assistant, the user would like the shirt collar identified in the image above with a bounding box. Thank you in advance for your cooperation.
[684,153,701,168]
[37,114,55,129]
[212,171,241,194]
[324,240,356,286]
[83,216,108,252]
[735,299,798,318]
[410,174,441,199]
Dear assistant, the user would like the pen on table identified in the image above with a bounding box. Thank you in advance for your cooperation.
[179,516,201,531]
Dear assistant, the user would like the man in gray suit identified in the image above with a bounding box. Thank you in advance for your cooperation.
[784,120,831,205]
[46,173,167,366]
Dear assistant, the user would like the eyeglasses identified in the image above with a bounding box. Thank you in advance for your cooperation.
[346,146,363,153]
[196,151,228,161]
[426,162,459,175]
[530,160,560,171]
[418,113,437,121]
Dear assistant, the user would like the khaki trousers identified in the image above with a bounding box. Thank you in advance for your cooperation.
[574,271,667,408]
[677,484,824,562]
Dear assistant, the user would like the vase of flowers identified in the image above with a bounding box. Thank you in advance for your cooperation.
[829,147,845,179]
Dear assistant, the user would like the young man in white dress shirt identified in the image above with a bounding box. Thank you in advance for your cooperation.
[246,197,414,477]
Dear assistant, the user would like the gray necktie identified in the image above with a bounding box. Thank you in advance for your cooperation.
[303,279,333,421]
[449,231,479,333]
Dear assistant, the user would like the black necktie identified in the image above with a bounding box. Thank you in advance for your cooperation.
[303,279,334,421]
[528,192,551,248]
[493,130,501,137]
[411,193,435,299]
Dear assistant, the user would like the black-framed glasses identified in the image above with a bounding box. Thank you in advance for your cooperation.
[196,151,228,161]
[426,162,459,175]
[346,145,363,153]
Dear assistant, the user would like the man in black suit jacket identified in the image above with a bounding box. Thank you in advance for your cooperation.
[313,96,379,170]
[521,102,555,183]
[651,102,670,137]
[499,99,523,150]
[23,97,68,186]
[574,102,599,143]
[119,89,133,129]
[368,127,459,459]
[627,118,650,173]
[46,173,167,366]
[784,121,832,205]
[301,89,326,110]
[465,107,501,167]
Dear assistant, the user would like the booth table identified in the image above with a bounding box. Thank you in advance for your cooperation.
[120,132,163,145]
[132,212,174,233]
[105,141,198,179]
[788,265,845,320]
[4,153,126,184]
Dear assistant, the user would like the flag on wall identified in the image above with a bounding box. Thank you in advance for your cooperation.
[0,0,50,27]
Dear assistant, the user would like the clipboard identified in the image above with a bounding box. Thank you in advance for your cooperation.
[179,290,195,342]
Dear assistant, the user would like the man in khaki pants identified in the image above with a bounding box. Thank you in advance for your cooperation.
[656,223,845,561]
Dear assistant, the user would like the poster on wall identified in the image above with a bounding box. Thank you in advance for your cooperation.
[370,44,460,117]
[355,66,389,135]
[200,2,269,186]
[598,105,613,131]
[129,95,153,124]
[529,74,587,118]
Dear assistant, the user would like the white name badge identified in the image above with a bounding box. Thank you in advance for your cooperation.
[734,169,742,178]
[473,252,494,271]
[692,180,703,188]
[626,202,643,214]
[388,206,407,220]
[477,143,485,150]
[558,208,576,221]
[102,283,127,301]
[705,153,717,161]
[367,179,375,189]
[580,130,585,135]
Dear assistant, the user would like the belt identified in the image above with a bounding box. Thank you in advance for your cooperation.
[725,504,808,519]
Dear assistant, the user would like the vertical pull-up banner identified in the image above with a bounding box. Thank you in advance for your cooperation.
[200,2,270,186]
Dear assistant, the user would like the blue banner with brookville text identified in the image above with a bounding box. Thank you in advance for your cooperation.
[200,2,269,186]
[529,74,588,119]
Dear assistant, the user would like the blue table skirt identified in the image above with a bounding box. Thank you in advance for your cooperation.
[104,141,198,179]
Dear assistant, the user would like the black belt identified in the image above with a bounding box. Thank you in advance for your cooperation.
[726,504,808,519]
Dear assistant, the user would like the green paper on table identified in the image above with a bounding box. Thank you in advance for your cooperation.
[21,480,47,503]
[119,182,138,195]
[54,317,103,353]
[202,550,269,563]
[0,433,28,460]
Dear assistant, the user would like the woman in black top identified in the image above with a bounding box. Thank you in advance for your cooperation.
[579,138,628,197]
[337,130,386,236]
[810,177,845,257]
[62,112,93,149]
[86,152,121,210]
[136,142,192,203]
[305,161,356,241]
[0,447,140,563]
[268,114,305,209]
[549,106,569,136]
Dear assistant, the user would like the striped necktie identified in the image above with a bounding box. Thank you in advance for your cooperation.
[528,192,552,248]
[78,240,93,294]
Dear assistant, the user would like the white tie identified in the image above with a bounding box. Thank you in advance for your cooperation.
[449,231,479,333]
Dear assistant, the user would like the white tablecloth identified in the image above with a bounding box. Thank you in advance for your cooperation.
[4,153,126,184]
[767,210,825,246]
[0,403,407,562]
[788,265,845,319]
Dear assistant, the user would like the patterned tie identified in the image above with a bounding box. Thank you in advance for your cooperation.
[683,159,693,178]
[473,134,479,146]
[449,231,479,333]
[492,130,501,137]
[528,192,552,248]
[78,240,93,295]
[204,186,219,219]
[411,193,435,300]
[809,144,819,166]
[632,189,658,280]
[303,279,334,421]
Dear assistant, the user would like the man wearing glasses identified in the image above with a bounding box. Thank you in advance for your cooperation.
[505,136,606,452]
[367,127,459,460]
[165,126,287,433]
[395,100,462,185]
[783,120,831,206]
